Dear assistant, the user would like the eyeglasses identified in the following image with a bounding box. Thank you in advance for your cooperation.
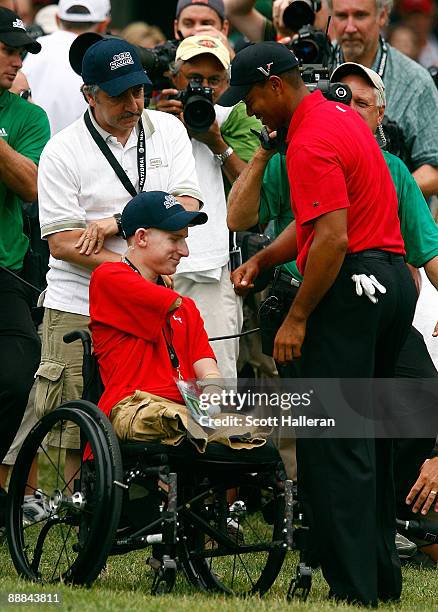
[182,73,226,88]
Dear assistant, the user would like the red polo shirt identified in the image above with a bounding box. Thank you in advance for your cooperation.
[286,90,405,274]
[89,262,216,416]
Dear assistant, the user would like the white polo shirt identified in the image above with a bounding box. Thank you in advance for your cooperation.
[175,104,233,277]
[22,31,87,135]
[38,108,202,316]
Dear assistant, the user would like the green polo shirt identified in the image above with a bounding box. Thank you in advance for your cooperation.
[221,101,261,196]
[384,150,438,267]
[259,149,438,281]
[0,89,50,270]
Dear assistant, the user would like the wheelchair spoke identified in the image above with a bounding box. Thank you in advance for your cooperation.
[38,444,69,491]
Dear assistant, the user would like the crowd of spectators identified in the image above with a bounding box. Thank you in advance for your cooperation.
[0,0,437,604]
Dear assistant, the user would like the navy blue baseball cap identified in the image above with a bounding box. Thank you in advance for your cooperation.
[218,41,299,107]
[82,37,152,96]
[121,191,208,238]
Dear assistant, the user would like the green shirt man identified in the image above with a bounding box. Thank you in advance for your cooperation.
[0,89,50,270]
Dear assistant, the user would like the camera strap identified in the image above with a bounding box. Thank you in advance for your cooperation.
[334,35,388,79]
[83,110,146,197]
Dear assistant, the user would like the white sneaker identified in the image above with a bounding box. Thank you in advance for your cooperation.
[22,490,51,526]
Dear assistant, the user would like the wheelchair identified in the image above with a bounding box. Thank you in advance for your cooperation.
[5,330,297,596]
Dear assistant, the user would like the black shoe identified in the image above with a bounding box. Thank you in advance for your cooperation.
[401,550,437,569]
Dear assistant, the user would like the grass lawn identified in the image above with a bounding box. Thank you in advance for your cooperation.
[0,542,436,611]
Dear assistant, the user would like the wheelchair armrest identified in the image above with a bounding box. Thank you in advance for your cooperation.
[63,330,92,356]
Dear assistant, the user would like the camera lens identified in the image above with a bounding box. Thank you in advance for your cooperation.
[292,38,319,63]
[183,96,216,132]
[283,0,316,31]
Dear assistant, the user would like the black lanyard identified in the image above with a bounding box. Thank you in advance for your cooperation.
[83,110,146,197]
[122,257,180,369]
[334,35,388,78]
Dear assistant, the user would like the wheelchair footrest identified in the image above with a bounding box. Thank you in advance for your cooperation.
[150,555,177,595]
[287,562,312,601]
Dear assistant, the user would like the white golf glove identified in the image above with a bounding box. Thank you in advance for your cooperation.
[351,274,387,304]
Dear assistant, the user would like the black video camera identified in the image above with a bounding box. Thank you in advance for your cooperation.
[282,1,331,66]
[69,32,180,91]
[290,25,332,66]
[169,80,216,133]
[283,0,322,31]
[135,39,179,89]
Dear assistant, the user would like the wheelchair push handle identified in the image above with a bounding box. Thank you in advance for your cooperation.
[63,330,93,356]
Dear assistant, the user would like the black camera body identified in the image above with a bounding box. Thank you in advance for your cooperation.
[136,39,179,88]
[289,25,332,66]
[170,80,216,133]
[283,0,322,32]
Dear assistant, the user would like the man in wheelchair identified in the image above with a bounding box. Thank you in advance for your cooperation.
[5,189,289,596]
[89,189,220,445]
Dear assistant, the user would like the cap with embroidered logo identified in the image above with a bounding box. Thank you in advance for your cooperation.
[58,0,111,23]
[0,7,41,53]
[81,37,152,96]
[176,0,225,21]
[176,34,230,69]
[121,191,208,238]
[218,41,299,107]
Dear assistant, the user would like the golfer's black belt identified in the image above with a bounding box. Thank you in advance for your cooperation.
[346,249,405,264]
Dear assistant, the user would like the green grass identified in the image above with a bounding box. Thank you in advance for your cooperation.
[3,442,436,610]
[0,543,436,611]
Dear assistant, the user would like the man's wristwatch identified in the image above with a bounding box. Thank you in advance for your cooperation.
[113,213,123,237]
[214,146,234,166]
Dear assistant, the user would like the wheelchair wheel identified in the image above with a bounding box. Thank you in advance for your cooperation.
[7,401,123,585]
[180,477,286,596]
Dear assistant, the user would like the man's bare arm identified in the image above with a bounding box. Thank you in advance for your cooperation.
[227,147,275,231]
[231,220,297,294]
[424,256,438,336]
[48,230,121,270]
[176,195,201,211]
[412,164,438,198]
[223,0,267,41]
[0,138,38,202]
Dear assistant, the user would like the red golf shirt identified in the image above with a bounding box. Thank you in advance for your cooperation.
[89,262,216,416]
[286,90,405,274]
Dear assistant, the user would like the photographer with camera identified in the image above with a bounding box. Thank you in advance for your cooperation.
[220,41,417,604]
[156,35,261,379]
[174,0,234,57]
[223,0,331,42]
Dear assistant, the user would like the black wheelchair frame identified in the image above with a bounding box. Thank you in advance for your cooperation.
[6,330,309,596]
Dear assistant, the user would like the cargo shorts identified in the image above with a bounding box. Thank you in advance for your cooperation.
[34,308,90,449]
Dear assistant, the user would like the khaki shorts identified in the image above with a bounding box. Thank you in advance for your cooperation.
[34,308,90,450]
[2,382,39,465]
[111,390,269,453]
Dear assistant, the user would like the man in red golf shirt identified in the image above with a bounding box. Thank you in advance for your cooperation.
[220,42,417,605]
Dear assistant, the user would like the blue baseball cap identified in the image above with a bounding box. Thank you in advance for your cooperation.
[82,37,152,97]
[121,191,208,238]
